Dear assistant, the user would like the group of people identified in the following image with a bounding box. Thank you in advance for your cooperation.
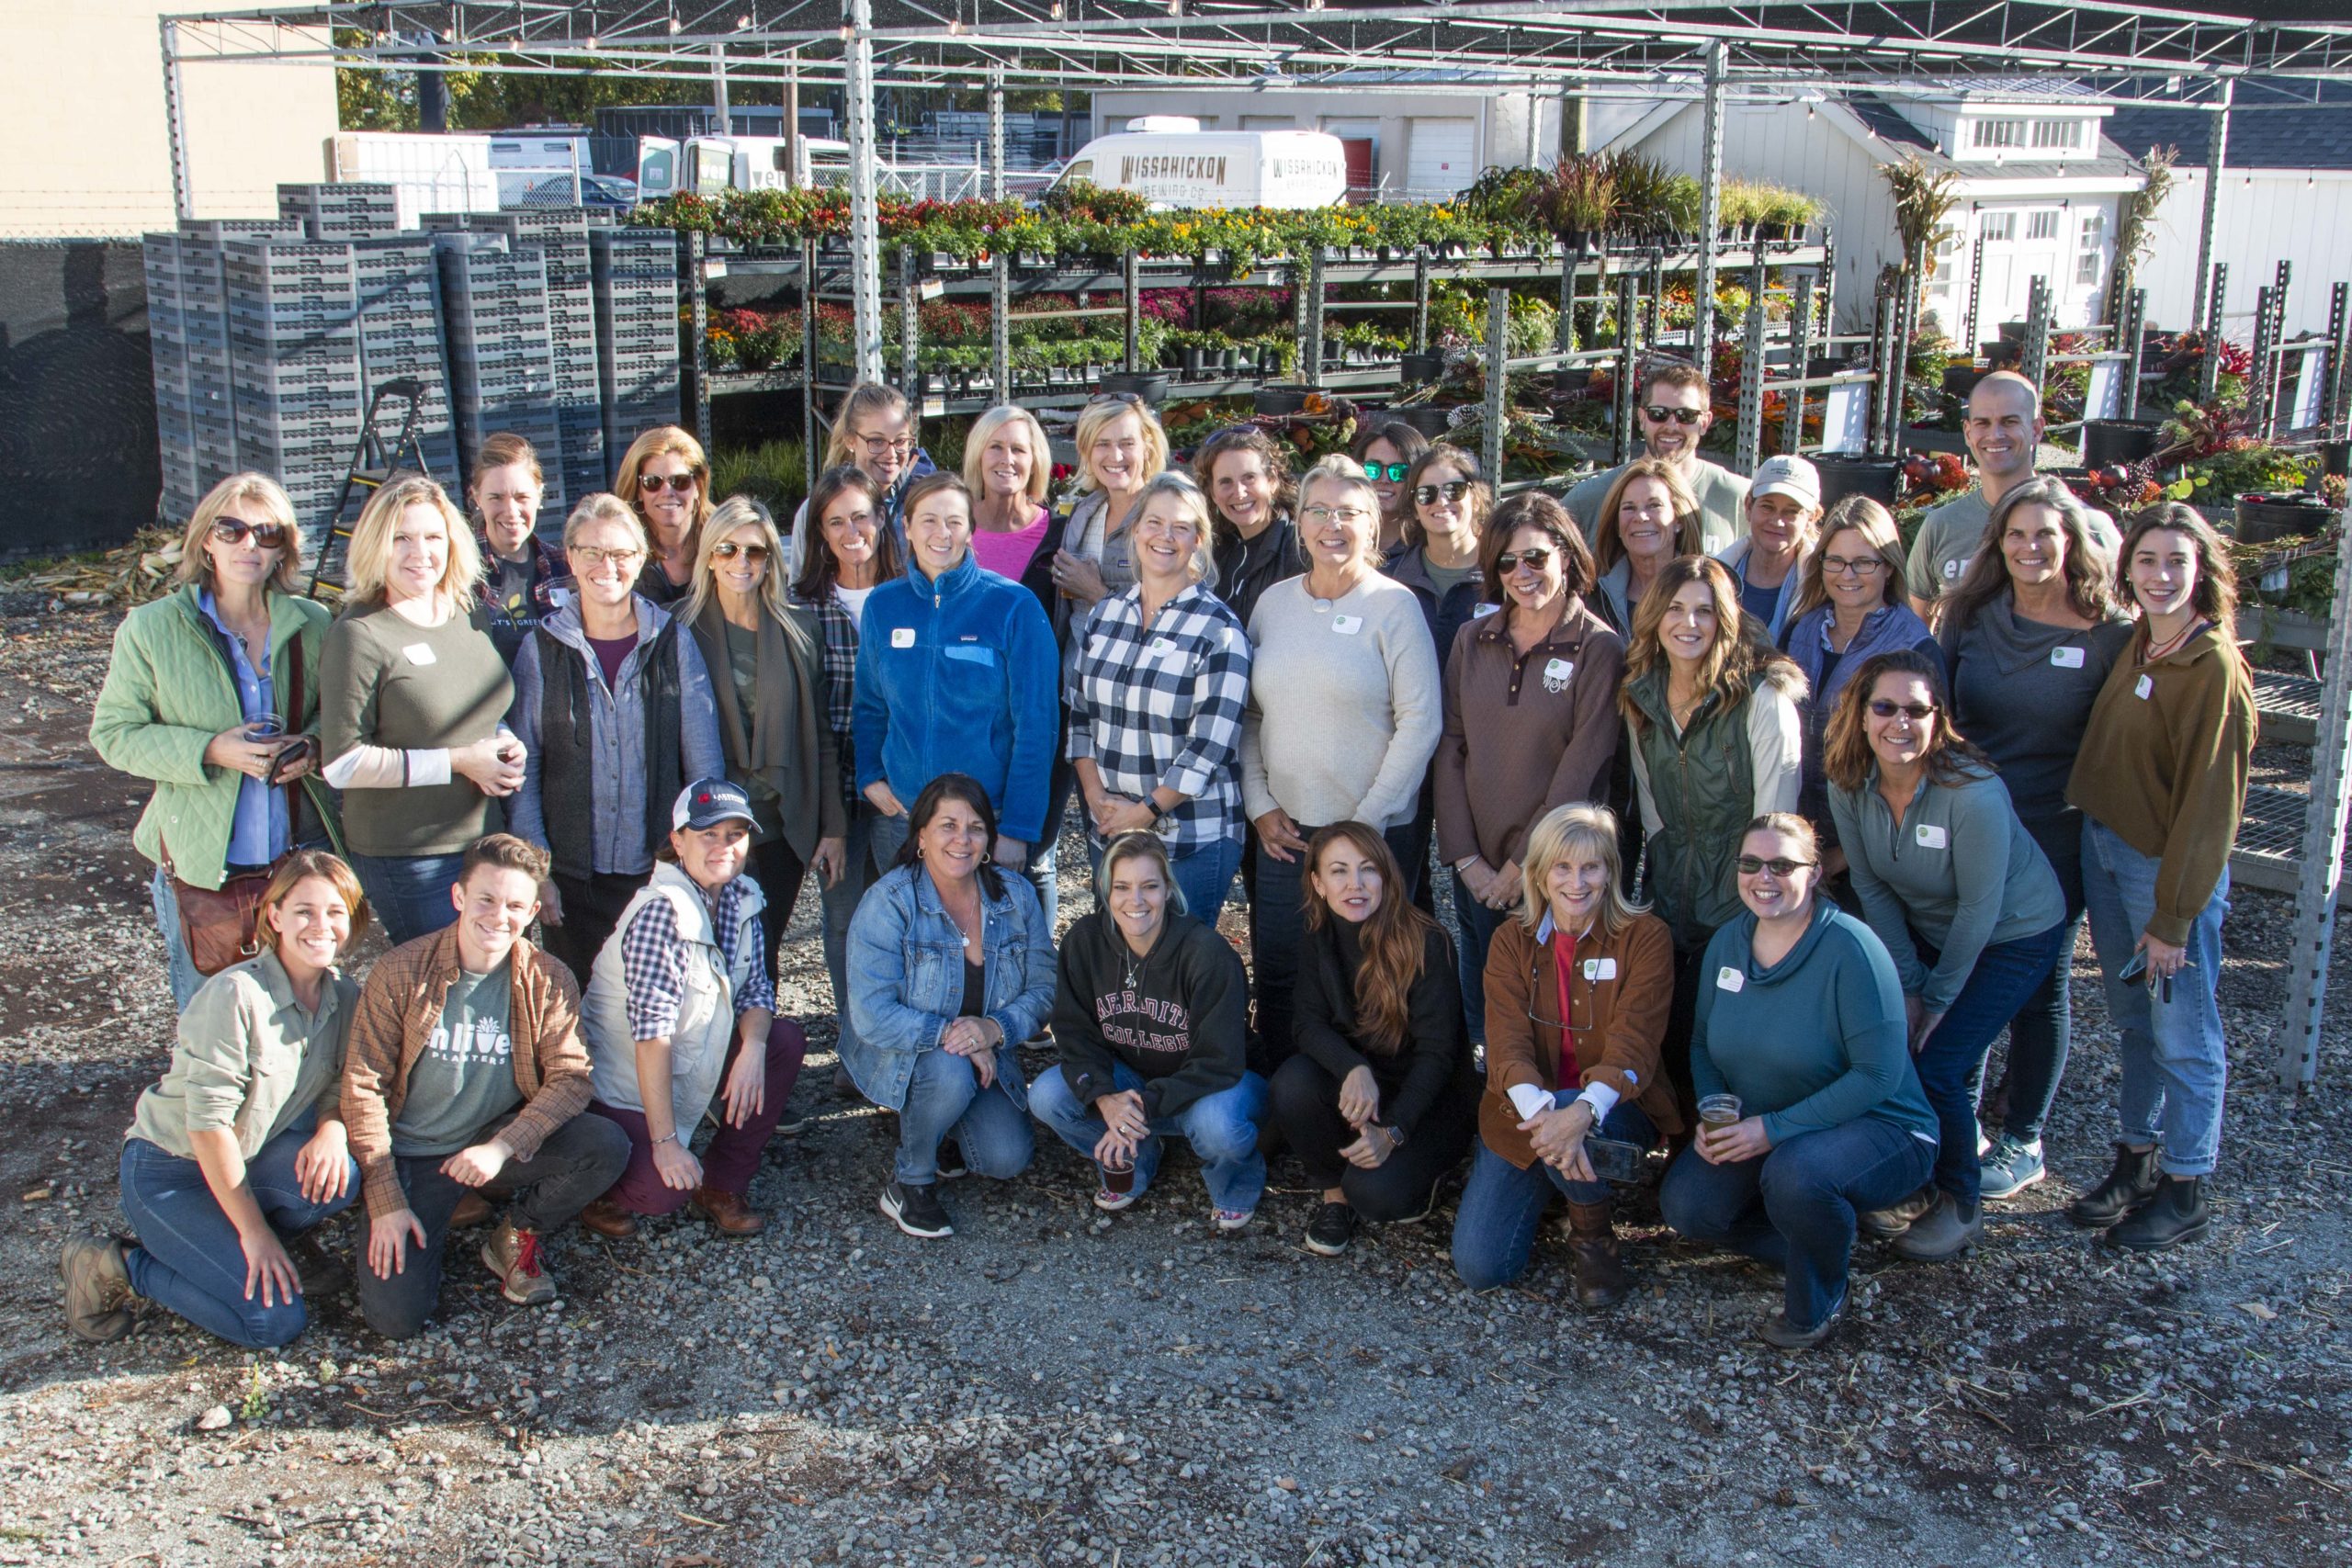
[66,356,2255,1354]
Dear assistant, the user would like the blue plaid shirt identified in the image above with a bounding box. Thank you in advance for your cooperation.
[1064,581,1252,850]
[797,587,862,811]
[618,875,774,1040]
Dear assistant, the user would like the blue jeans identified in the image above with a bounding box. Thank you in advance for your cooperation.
[1086,833,1241,925]
[2081,818,2231,1178]
[1451,1098,1656,1291]
[1029,1061,1269,1214]
[1913,920,2068,1205]
[118,1120,357,1348]
[148,865,206,1012]
[348,851,468,947]
[820,803,882,1062]
[1660,1117,1935,1332]
[1250,821,1419,1075]
[1449,874,1511,1044]
[2001,814,2087,1145]
[895,1047,1035,1187]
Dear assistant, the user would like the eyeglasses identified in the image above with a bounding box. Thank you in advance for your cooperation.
[853,433,913,458]
[1643,404,1707,426]
[1523,949,1598,1037]
[1093,391,1148,410]
[1412,479,1472,507]
[639,472,698,493]
[1868,699,1937,722]
[712,541,771,563]
[570,545,647,570]
[210,517,290,549]
[1363,460,1410,483]
[1821,555,1886,577]
[1736,855,1815,877]
[1497,547,1554,573]
[1301,503,1376,526]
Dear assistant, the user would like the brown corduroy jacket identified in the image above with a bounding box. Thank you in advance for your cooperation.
[342,925,594,1220]
[1478,908,1684,1167]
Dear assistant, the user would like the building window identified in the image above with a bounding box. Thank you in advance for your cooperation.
[2031,118,2086,152]
[1972,118,2027,149]
[2076,211,2106,286]
[1980,210,2017,243]
[2027,210,2062,242]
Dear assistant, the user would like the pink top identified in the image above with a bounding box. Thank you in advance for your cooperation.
[969,506,1052,581]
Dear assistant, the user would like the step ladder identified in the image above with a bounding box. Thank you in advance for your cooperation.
[306,378,435,601]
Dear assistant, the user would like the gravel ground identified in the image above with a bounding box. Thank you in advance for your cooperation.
[0,596,2346,1568]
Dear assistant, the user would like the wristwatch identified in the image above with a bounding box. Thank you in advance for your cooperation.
[1379,1122,1407,1149]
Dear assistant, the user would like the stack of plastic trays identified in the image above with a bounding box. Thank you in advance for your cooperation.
[173,220,299,497]
[435,232,566,531]
[143,232,202,525]
[477,209,604,510]
[589,228,683,476]
[277,183,400,243]
[222,237,366,532]
[352,235,458,484]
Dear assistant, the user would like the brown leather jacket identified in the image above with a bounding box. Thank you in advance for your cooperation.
[1478,909,1683,1167]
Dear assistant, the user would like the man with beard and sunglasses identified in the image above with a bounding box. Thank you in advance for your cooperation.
[1566,361,1748,554]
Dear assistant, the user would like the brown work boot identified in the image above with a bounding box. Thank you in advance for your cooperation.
[1565,1200,1629,1309]
[480,1220,558,1306]
[448,1192,495,1231]
[690,1185,765,1236]
[579,1198,639,1239]
[60,1235,134,1343]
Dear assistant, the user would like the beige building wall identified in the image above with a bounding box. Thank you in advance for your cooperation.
[0,5,338,237]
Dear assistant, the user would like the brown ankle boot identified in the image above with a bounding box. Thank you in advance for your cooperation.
[690,1185,765,1236]
[1566,1199,1628,1309]
[579,1198,639,1239]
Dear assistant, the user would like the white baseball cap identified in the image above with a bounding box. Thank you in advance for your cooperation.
[1748,455,1822,511]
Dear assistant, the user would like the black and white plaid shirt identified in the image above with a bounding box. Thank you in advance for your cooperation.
[797,587,863,810]
[1064,581,1253,851]
[619,877,775,1041]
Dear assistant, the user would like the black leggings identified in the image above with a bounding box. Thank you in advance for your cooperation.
[1267,1055,1477,1221]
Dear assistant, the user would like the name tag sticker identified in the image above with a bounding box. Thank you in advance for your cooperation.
[1582,956,1618,982]
[401,642,436,667]
[2134,673,2154,700]
[1331,615,1364,636]
[1472,602,1502,619]
[2051,645,2086,669]
[1915,822,1949,850]
[891,626,916,649]
[1543,658,1575,693]
[1148,637,1177,656]
[1716,966,1745,993]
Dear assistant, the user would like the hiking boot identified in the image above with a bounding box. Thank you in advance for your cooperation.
[448,1192,495,1231]
[579,1198,638,1239]
[880,1179,954,1239]
[289,1231,348,1298]
[60,1235,133,1343]
[480,1220,557,1307]
[2106,1177,2211,1252]
[1978,1134,2046,1201]
[1859,1186,1938,1239]
[1759,1292,1846,1351]
[1891,1190,1983,1261]
[1304,1201,1356,1257]
[690,1186,765,1236]
[1565,1199,1629,1308]
[2068,1143,2162,1229]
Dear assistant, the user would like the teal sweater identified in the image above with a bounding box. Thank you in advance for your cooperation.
[1690,902,1939,1148]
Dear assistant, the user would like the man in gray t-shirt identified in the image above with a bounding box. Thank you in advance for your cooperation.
[1566,361,1750,554]
[390,962,520,1157]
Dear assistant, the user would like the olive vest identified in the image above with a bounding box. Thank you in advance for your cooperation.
[1624,662,1758,951]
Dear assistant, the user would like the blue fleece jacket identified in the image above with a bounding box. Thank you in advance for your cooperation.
[1690,900,1939,1149]
[852,549,1059,842]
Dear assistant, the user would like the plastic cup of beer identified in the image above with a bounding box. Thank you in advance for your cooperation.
[1102,1156,1136,1197]
[1697,1093,1742,1147]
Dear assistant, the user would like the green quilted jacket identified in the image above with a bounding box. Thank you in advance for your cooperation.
[88,583,342,890]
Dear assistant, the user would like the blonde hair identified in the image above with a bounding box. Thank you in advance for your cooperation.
[1297,452,1381,515]
[1517,804,1647,937]
[685,495,792,626]
[344,476,481,605]
[175,472,304,596]
[561,491,649,550]
[1126,471,1219,587]
[822,381,914,472]
[613,424,713,549]
[1788,495,1907,619]
[1072,394,1170,494]
[962,404,1052,507]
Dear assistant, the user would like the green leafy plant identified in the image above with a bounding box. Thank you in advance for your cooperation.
[710,436,812,521]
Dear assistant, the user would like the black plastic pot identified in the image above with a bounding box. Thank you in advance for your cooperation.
[1812,455,1905,509]
[2323,440,2349,480]
[1899,426,1967,457]
[1555,366,1593,394]
[1942,365,1985,399]
[2236,491,2335,545]
[1386,405,1458,439]
[1180,347,1204,375]
[1998,321,2029,343]
[1400,351,1445,384]
[1807,355,1847,379]
[1099,371,1170,405]
[1255,385,1313,415]
[2080,418,2164,470]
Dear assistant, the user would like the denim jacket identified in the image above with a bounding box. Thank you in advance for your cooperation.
[842,863,1057,1112]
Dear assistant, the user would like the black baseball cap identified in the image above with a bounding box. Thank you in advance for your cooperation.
[673,778,756,831]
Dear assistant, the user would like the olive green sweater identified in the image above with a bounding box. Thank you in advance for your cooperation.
[2064,623,2255,945]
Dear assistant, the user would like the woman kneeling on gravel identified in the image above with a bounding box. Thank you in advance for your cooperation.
[1266,823,1477,1257]
[1658,815,1939,1350]
[846,773,1053,1240]
[64,852,368,1348]
[1452,805,1681,1305]
[1034,832,1261,1229]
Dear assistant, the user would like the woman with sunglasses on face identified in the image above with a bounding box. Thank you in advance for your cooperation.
[1433,494,1623,1043]
[1351,418,1431,555]
[93,473,342,1009]
[1715,455,1822,643]
[684,497,849,983]
[1659,815,1939,1349]
[469,433,566,666]
[2062,504,2254,1252]
[1618,556,1807,1110]
[787,382,936,577]
[1240,456,1442,1073]
[508,494,726,984]
[1824,652,2065,1260]
[615,426,714,607]
[1197,426,1304,635]
[1933,479,2134,1201]
[319,477,521,945]
[1270,823,1480,1257]
[1049,393,1170,620]
[1589,458,1705,637]
[1452,805,1681,1303]
[1776,497,1942,883]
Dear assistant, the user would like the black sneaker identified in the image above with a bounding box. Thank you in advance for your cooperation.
[935,1138,968,1181]
[2106,1176,2210,1251]
[879,1180,955,1239]
[1304,1201,1356,1257]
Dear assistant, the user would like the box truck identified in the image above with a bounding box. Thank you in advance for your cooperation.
[1050,122,1347,209]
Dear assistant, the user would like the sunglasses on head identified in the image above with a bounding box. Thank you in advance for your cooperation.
[1363,460,1411,483]
[712,541,771,563]
[1496,546,1554,574]
[1412,479,1471,507]
[639,472,698,493]
[1869,699,1937,722]
[1643,404,1707,426]
[209,517,289,549]
[1736,855,1815,877]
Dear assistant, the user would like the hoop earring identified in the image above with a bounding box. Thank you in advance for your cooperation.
[979,849,992,865]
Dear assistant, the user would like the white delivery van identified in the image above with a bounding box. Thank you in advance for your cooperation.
[635,135,851,198]
[324,132,500,227]
[1051,124,1347,209]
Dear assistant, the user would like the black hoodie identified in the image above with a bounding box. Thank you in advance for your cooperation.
[1051,908,1250,1120]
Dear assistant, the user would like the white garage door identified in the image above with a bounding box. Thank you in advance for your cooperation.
[1405,118,1477,199]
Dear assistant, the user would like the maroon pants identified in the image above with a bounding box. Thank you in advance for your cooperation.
[591,1017,807,1214]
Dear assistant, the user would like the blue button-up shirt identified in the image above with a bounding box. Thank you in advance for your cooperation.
[199,590,288,867]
